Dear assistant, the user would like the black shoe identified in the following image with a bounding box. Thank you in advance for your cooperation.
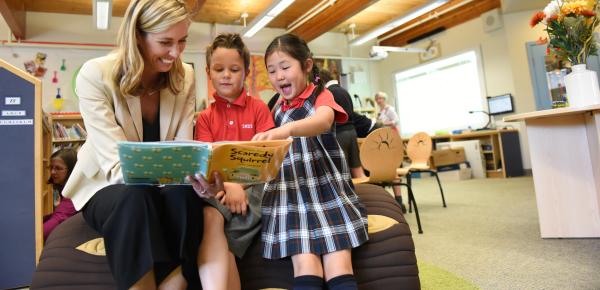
[395,196,407,214]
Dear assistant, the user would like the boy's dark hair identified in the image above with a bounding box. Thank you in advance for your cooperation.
[264,33,324,96]
[206,33,250,71]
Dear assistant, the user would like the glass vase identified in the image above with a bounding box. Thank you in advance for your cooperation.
[564,64,600,108]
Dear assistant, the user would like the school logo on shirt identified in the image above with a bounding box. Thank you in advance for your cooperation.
[241,124,253,129]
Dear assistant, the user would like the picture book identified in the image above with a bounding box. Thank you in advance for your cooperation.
[118,139,292,185]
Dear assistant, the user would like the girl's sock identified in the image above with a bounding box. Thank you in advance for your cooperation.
[326,274,358,290]
[293,275,324,290]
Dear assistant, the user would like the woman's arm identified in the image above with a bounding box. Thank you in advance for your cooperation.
[76,59,128,182]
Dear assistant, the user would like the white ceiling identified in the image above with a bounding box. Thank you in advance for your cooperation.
[501,0,548,13]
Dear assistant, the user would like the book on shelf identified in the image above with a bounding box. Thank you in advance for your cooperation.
[118,139,293,185]
[52,122,87,140]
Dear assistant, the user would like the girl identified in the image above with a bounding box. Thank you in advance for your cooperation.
[193,33,274,290]
[43,148,78,240]
[253,34,369,290]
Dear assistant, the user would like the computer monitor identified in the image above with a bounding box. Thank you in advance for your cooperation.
[487,94,514,115]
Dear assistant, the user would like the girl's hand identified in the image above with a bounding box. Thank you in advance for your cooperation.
[187,171,225,199]
[252,125,291,141]
[221,182,249,215]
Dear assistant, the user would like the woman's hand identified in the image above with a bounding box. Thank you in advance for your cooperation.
[221,182,249,215]
[187,171,224,199]
[252,125,291,141]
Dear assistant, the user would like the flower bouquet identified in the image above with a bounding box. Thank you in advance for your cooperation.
[531,0,600,107]
[531,0,600,65]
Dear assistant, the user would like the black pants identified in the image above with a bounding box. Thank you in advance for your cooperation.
[82,184,204,290]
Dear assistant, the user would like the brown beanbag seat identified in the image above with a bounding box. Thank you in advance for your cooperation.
[31,183,419,290]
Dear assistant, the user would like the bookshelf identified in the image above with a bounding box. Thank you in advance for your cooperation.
[49,113,87,150]
[42,113,53,217]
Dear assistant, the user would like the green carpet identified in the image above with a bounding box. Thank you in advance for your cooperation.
[419,261,479,290]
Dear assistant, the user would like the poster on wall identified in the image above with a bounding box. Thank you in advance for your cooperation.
[314,58,342,81]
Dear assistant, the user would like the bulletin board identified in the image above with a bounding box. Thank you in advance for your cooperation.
[0,59,43,289]
[0,46,204,112]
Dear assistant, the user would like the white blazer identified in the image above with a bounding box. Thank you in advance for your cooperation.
[62,54,196,210]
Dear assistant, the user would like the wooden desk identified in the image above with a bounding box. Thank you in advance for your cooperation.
[400,129,523,178]
[505,105,600,238]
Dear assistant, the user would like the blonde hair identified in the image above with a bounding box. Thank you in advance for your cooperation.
[112,0,191,97]
[375,91,388,100]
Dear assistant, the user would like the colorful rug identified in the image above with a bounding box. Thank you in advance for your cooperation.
[419,261,479,290]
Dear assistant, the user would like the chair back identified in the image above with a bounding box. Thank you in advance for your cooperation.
[406,132,433,169]
[359,127,404,183]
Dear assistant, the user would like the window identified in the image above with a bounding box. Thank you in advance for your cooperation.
[394,50,486,136]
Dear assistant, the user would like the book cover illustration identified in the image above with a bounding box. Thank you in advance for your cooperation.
[118,139,292,185]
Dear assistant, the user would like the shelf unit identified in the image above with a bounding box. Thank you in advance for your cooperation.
[42,113,53,217]
[431,129,523,178]
[42,113,86,217]
[49,113,86,150]
[400,129,524,178]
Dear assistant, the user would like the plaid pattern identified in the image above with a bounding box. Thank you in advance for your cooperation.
[261,89,369,259]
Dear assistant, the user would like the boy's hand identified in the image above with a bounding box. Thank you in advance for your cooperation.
[221,182,248,215]
[187,171,224,199]
[252,125,291,141]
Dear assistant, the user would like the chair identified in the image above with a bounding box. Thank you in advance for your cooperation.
[353,127,423,234]
[397,132,447,212]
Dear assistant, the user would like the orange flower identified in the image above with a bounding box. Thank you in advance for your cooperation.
[530,11,546,27]
[537,37,549,45]
[581,10,596,17]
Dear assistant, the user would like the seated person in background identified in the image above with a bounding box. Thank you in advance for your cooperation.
[374,91,406,212]
[375,91,400,131]
[44,148,78,240]
[352,111,382,138]
[192,32,275,290]
[320,68,366,178]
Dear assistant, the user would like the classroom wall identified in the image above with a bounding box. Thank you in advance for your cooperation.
[374,9,546,170]
[0,12,375,113]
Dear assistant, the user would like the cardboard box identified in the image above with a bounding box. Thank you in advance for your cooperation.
[431,148,466,167]
[437,167,472,181]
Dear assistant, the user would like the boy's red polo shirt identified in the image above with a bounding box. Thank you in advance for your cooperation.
[195,89,275,142]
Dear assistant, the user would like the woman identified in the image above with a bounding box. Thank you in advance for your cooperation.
[374,91,406,212]
[374,91,400,131]
[43,148,78,240]
[61,1,208,289]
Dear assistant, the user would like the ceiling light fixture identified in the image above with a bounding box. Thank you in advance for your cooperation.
[242,0,295,38]
[350,0,449,46]
[93,0,113,30]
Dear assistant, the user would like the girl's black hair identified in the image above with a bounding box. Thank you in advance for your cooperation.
[264,33,324,96]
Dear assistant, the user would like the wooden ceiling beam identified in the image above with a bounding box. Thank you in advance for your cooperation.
[0,0,26,39]
[290,0,378,43]
[380,0,501,47]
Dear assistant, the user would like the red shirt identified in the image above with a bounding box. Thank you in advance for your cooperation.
[195,89,275,142]
[278,83,348,124]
